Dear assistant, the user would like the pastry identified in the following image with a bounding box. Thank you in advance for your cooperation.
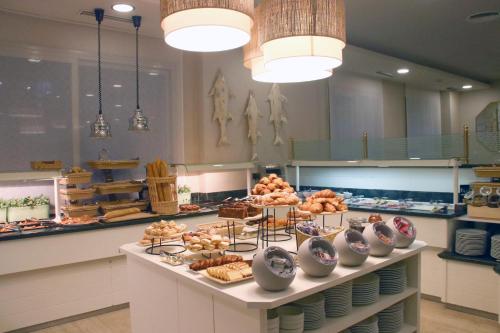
[309,203,324,214]
[189,255,243,271]
[252,175,295,195]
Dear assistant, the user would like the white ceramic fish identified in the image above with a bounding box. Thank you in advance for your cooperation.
[267,83,288,145]
[244,91,262,160]
[209,70,232,146]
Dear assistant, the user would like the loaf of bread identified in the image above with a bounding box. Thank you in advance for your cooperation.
[189,255,243,271]
[104,207,140,219]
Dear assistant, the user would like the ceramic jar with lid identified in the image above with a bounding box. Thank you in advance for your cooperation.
[363,222,396,256]
[298,237,338,277]
[387,216,417,248]
[333,229,370,266]
[252,246,297,291]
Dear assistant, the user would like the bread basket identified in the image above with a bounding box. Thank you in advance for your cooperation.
[296,222,343,248]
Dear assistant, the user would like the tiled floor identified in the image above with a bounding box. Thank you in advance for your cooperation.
[32,299,499,333]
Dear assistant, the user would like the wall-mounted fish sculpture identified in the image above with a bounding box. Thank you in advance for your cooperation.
[267,83,288,146]
[209,70,232,146]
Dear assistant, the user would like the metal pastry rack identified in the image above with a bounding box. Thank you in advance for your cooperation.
[257,206,300,249]
[219,217,258,253]
[145,238,186,256]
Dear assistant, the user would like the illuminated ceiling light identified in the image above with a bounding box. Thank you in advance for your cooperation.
[462,84,473,89]
[261,0,346,73]
[160,0,254,52]
[115,104,122,108]
[148,72,159,76]
[26,86,31,90]
[27,58,41,63]
[86,93,94,97]
[243,3,332,83]
[409,157,421,160]
[113,84,122,88]
[112,4,135,13]
[397,68,410,74]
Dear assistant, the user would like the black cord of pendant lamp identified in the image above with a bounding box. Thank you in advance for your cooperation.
[133,16,141,110]
[95,8,104,115]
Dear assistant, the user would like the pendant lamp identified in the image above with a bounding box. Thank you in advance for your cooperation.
[160,0,254,52]
[243,3,332,83]
[129,15,150,131]
[90,8,112,138]
[261,0,346,74]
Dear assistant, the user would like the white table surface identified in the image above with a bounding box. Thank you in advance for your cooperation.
[120,239,426,309]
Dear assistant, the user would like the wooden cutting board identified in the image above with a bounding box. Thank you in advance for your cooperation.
[104,212,159,223]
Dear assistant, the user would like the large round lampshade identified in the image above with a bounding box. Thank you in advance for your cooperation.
[161,0,254,52]
[261,0,346,72]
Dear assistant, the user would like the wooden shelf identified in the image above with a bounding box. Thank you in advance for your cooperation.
[455,215,500,225]
[312,287,418,333]
[173,162,255,173]
[291,159,460,168]
[0,171,61,182]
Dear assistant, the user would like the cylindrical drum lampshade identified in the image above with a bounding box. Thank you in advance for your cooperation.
[161,0,254,52]
[262,0,346,72]
[244,2,333,83]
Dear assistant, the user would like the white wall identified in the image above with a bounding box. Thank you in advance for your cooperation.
[405,86,442,137]
[382,80,407,138]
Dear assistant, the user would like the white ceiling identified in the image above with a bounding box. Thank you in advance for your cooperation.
[0,0,497,89]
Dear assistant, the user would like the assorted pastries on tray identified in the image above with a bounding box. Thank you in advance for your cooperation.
[299,189,348,214]
[189,255,243,271]
[252,192,300,207]
[179,204,201,212]
[206,261,252,282]
[183,232,230,252]
[59,215,98,225]
[218,201,262,219]
[251,174,295,195]
[139,220,187,245]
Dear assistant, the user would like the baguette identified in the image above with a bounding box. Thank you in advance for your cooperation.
[104,207,140,219]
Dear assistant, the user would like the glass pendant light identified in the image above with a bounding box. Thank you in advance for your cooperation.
[261,0,346,75]
[129,15,149,131]
[243,3,332,83]
[160,0,254,52]
[90,8,112,138]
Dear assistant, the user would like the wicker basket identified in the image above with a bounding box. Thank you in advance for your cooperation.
[61,204,99,218]
[296,226,344,248]
[31,160,63,170]
[59,188,95,201]
[147,176,178,215]
[474,167,500,178]
[59,172,93,185]
[87,160,140,170]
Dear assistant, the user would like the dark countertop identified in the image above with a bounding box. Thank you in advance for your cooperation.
[438,250,500,275]
[348,205,465,219]
[0,203,465,243]
[0,209,218,242]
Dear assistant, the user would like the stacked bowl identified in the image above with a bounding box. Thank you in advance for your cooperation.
[455,229,488,256]
[375,262,407,294]
[350,316,379,333]
[277,305,304,333]
[377,302,404,333]
[352,273,380,306]
[293,293,326,330]
[323,281,353,317]
[490,234,500,260]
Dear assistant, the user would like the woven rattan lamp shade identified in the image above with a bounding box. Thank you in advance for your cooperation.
[261,0,346,72]
[161,0,254,52]
[243,2,333,83]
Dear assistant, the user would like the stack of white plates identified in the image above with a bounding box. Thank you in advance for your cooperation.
[491,234,500,260]
[352,273,380,306]
[293,293,326,330]
[377,302,404,333]
[267,309,279,333]
[277,305,304,333]
[324,281,353,317]
[350,316,379,333]
[455,229,488,256]
[375,263,407,294]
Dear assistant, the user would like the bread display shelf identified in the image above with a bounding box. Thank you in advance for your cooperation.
[31,160,63,170]
[87,160,140,170]
[474,166,500,178]
[59,188,95,201]
[467,205,500,220]
[61,204,99,218]
[104,212,159,223]
[59,172,93,185]
[99,200,149,213]
[93,181,144,195]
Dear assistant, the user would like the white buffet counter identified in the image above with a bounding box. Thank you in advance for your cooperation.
[120,239,427,333]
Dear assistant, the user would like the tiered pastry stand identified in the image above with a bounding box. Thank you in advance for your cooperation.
[254,204,301,249]
[315,210,348,229]
[219,215,260,253]
[144,237,186,256]
[58,172,97,221]
[87,159,146,208]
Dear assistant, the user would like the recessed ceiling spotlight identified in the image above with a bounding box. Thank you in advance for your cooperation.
[0,81,3,85]
[113,84,122,88]
[86,93,94,97]
[112,4,135,13]
[466,11,500,23]
[115,104,122,108]
[27,58,41,63]
[397,68,410,74]
[462,85,473,89]
[26,86,31,90]
[409,157,421,160]
[148,72,159,76]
